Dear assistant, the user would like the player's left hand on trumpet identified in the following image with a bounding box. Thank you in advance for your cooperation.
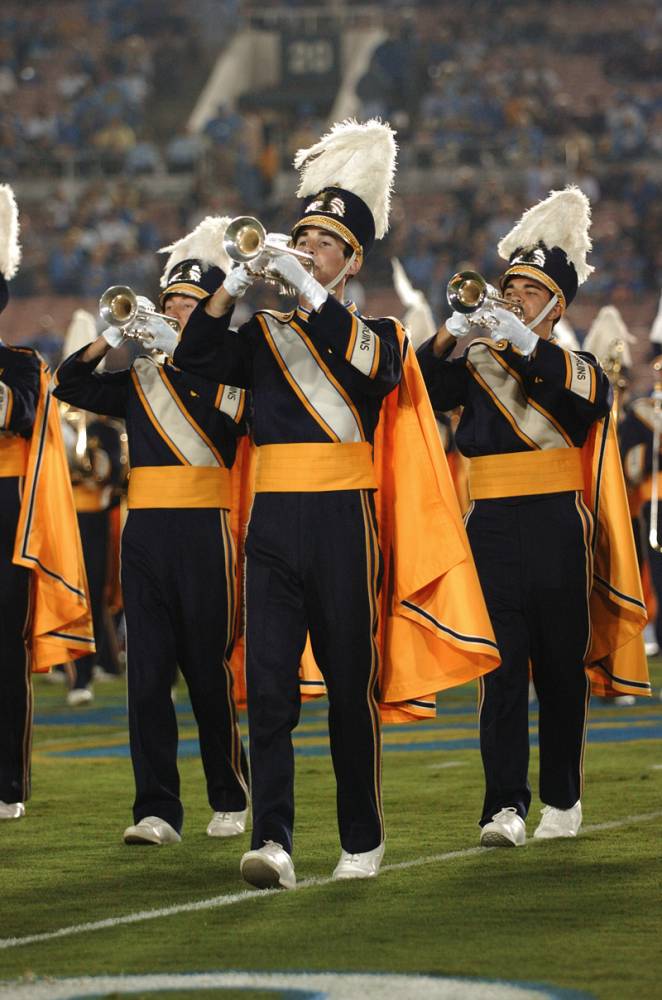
[267,253,328,311]
[489,306,539,357]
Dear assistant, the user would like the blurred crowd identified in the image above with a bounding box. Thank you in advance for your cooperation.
[2,0,661,325]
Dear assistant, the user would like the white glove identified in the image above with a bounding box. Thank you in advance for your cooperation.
[490,306,539,356]
[222,263,258,299]
[101,326,126,349]
[445,303,494,339]
[445,311,471,339]
[136,294,156,312]
[141,315,179,356]
[268,254,328,311]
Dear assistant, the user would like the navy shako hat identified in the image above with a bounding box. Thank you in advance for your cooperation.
[293,186,376,258]
[500,243,579,309]
[291,119,397,259]
[497,186,594,312]
[159,216,232,306]
[161,258,227,304]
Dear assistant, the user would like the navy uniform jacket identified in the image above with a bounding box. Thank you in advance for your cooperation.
[172,297,402,445]
[417,335,612,457]
[52,349,246,471]
[0,344,40,438]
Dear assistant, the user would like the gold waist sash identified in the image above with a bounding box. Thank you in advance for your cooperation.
[0,436,29,477]
[127,466,231,509]
[469,447,584,500]
[255,442,376,492]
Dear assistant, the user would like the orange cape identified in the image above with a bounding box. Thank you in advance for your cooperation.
[582,414,650,697]
[13,365,95,671]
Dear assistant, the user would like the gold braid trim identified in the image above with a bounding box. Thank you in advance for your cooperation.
[291,215,363,259]
[500,265,566,310]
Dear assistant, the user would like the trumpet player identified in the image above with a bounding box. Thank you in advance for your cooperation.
[52,221,250,846]
[173,121,499,889]
[418,187,648,848]
[0,185,93,820]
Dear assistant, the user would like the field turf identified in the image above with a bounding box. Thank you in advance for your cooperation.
[0,661,660,1000]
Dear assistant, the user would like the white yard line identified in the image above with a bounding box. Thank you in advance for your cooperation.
[1,809,660,952]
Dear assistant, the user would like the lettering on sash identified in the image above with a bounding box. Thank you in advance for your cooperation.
[349,319,378,377]
[567,352,593,401]
[216,384,244,422]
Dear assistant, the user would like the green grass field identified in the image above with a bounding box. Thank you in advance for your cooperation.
[1,662,661,1000]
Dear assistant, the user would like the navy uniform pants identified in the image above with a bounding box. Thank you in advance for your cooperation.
[73,509,109,690]
[245,490,384,857]
[466,491,592,826]
[0,478,33,804]
[121,506,249,832]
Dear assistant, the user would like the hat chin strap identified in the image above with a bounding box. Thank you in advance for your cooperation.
[325,252,356,293]
[527,293,559,331]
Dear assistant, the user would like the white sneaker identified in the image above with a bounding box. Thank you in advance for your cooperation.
[533,801,582,840]
[0,801,25,819]
[207,808,248,838]
[613,695,636,707]
[332,841,385,880]
[240,841,296,890]
[66,688,94,707]
[480,807,526,847]
[123,816,182,845]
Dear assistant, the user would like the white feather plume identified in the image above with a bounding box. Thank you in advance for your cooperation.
[294,119,397,240]
[158,216,232,288]
[649,290,662,344]
[497,186,594,285]
[553,316,580,351]
[584,305,635,367]
[391,258,436,350]
[0,183,21,280]
[63,309,97,360]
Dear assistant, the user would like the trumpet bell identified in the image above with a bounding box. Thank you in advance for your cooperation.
[447,270,488,314]
[446,269,524,324]
[224,216,267,264]
[99,285,137,328]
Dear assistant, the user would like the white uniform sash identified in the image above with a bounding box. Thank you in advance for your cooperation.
[261,313,363,443]
[467,342,570,450]
[132,357,221,466]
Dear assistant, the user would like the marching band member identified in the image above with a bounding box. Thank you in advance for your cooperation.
[174,120,499,889]
[60,309,124,705]
[52,220,250,845]
[0,184,94,819]
[418,187,649,848]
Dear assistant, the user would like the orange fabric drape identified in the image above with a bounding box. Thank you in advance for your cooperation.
[581,415,650,697]
[13,365,94,671]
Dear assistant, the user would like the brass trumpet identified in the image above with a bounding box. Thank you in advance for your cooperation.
[223,216,314,296]
[99,285,180,342]
[649,355,662,553]
[446,270,524,328]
